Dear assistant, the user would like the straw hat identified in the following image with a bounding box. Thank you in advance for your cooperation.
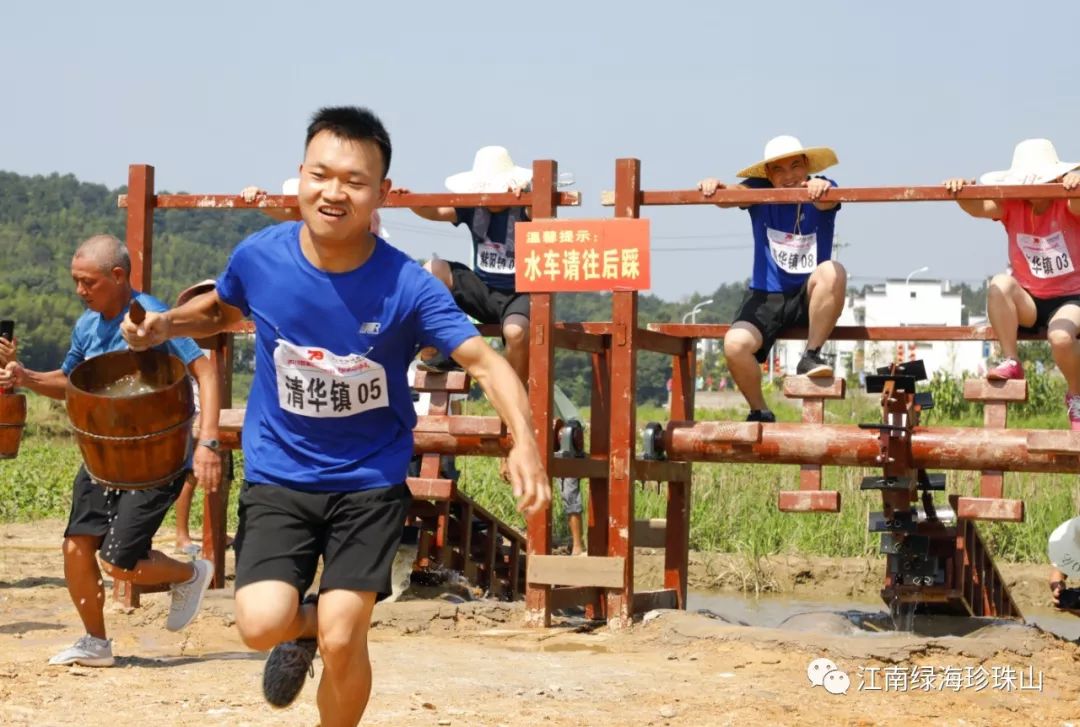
[980,139,1080,186]
[1049,516,1080,579]
[282,178,300,195]
[176,279,216,307]
[737,135,838,179]
[445,146,532,194]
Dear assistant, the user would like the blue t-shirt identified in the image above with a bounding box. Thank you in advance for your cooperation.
[743,176,840,293]
[454,206,530,292]
[216,222,479,492]
[61,292,203,375]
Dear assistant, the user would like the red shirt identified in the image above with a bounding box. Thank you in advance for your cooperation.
[998,199,1080,298]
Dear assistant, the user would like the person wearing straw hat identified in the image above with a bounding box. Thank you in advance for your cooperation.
[121,107,549,726]
[944,139,1080,430]
[399,145,534,385]
[698,135,846,423]
[0,235,220,667]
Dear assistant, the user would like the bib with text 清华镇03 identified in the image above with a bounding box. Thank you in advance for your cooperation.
[766,228,817,275]
[273,340,388,418]
[476,241,515,274]
[1017,231,1073,279]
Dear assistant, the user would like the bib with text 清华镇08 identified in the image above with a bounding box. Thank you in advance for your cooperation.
[766,228,817,275]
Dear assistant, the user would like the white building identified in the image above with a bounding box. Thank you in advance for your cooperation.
[772,278,990,380]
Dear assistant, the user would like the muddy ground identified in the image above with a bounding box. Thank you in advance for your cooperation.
[1,521,1079,726]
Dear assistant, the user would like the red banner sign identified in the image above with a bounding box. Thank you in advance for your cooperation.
[514,218,651,292]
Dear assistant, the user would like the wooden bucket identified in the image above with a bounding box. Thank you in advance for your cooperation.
[66,350,194,490]
[0,393,27,459]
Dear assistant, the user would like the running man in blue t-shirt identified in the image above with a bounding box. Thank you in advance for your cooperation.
[400,146,534,384]
[122,108,550,726]
[0,234,221,667]
[698,135,847,422]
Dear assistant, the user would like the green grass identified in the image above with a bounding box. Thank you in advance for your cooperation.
[3,389,1078,564]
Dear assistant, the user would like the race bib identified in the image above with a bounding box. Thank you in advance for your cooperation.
[1017,231,1072,279]
[273,340,388,418]
[476,241,515,274]
[766,228,817,274]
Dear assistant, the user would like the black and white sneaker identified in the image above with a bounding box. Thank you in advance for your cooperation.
[416,352,463,373]
[262,594,318,709]
[796,350,833,378]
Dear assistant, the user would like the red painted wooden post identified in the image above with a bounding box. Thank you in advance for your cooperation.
[607,158,642,627]
[202,334,234,588]
[665,338,694,608]
[525,160,558,627]
[126,165,155,293]
[586,346,611,620]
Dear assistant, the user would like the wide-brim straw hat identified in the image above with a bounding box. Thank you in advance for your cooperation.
[176,279,216,306]
[1049,516,1080,579]
[980,138,1080,186]
[737,135,838,179]
[445,146,532,194]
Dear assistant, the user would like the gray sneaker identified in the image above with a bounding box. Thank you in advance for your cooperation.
[166,559,214,632]
[48,635,114,667]
[262,638,318,708]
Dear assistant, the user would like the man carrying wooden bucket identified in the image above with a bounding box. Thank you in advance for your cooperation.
[121,106,550,726]
[0,234,221,667]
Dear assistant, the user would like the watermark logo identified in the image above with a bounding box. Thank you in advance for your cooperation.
[807,658,850,695]
[808,657,1044,695]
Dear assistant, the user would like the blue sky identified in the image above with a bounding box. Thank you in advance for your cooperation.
[2,1,1078,302]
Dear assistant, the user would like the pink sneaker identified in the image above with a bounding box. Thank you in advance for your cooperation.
[987,358,1024,381]
[1067,394,1080,432]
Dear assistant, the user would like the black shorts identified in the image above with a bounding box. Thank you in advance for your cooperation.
[448,261,530,325]
[233,481,412,600]
[733,282,811,363]
[1020,292,1080,333]
[64,465,185,570]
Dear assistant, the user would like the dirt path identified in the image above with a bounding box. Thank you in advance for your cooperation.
[2,521,1079,726]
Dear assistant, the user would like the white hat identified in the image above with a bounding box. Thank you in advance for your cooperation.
[1049,516,1080,578]
[444,146,532,194]
[281,177,300,195]
[980,139,1080,186]
[736,135,839,179]
[176,279,216,306]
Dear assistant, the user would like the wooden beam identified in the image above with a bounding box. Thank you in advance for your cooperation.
[631,589,679,613]
[778,490,842,513]
[648,323,1048,342]
[636,328,687,356]
[783,376,846,399]
[412,370,471,393]
[548,586,601,611]
[665,420,761,445]
[405,477,455,501]
[119,190,581,210]
[963,379,1028,403]
[1026,430,1080,454]
[600,184,1080,207]
[956,497,1025,523]
[527,555,626,588]
[550,457,609,479]
[633,519,667,548]
[552,326,607,354]
[634,459,692,482]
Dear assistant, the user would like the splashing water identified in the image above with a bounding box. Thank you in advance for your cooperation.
[94,374,158,397]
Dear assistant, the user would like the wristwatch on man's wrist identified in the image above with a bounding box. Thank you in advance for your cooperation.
[198,438,222,453]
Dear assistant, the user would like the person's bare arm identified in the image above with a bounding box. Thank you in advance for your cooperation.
[943,178,1004,219]
[449,336,550,515]
[1063,172,1080,217]
[121,291,245,351]
[0,363,68,399]
[187,355,222,492]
